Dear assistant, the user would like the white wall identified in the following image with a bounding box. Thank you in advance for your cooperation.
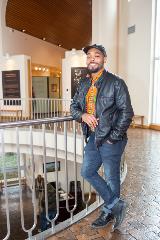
[2,27,66,68]
[126,0,153,124]
[0,55,31,100]
[62,49,86,100]
[118,0,128,80]
[92,0,154,125]
[0,0,3,56]
[92,0,118,73]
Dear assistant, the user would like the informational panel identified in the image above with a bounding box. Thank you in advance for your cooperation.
[32,76,48,98]
[49,76,60,99]
[2,70,21,105]
[32,76,48,114]
[71,67,88,98]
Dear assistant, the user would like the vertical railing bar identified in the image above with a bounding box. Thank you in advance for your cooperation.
[81,132,92,212]
[64,121,78,221]
[29,126,37,233]
[56,99,59,117]
[48,98,50,118]
[51,99,53,118]
[43,99,44,118]
[45,98,47,118]
[16,126,25,231]
[42,123,59,233]
[16,127,35,239]
[64,121,69,212]
[42,124,49,226]
[37,99,39,119]
[50,123,60,232]
[40,99,42,119]
[72,120,78,216]
[35,99,37,119]
[1,129,10,240]
[53,99,55,117]
[43,98,45,118]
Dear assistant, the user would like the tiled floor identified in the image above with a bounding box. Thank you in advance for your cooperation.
[0,128,160,240]
[48,128,160,240]
[0,185,39,240]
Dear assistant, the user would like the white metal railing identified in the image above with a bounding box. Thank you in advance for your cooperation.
[0,116,127,240]
[0,98,71,122]
[0,117,100,240]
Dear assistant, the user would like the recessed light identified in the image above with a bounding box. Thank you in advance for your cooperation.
[58,44,62,47]
[22,29,26,32]
[42,37,46,41]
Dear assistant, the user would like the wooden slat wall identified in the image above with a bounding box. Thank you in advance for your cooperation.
[6,0,92,50]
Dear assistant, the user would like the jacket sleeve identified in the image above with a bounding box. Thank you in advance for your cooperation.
[108,79,134,143]
[70,81,83,123]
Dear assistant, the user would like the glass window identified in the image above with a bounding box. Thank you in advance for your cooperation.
[152,0,160,124]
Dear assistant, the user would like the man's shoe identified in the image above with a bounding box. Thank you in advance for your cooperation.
[91,212,114,229]
[112,199,128,229]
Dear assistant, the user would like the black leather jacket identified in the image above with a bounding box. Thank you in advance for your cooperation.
[70,70,134,146]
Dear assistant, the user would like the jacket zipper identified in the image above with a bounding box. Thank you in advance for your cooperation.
[94,85,101,147]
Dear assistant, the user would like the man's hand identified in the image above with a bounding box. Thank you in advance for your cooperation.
[82,113,99,129]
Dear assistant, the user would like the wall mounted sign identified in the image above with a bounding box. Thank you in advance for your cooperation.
[43,161,60,173]
[2,70,21,105]
[71,67,88,98]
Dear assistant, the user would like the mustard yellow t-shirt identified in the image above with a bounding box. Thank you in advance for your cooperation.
[86,69,104,115]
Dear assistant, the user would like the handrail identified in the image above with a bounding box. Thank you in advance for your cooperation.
[0,116,73,128]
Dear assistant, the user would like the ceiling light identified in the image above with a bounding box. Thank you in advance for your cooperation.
[42,37,46,41]
[9,28,14,32]
[71,48,76,55]
[34,67,38,70]
[58,44,62,47]
[38,67,42,70]
[22,29,26,32]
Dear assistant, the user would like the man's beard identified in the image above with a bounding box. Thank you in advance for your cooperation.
[87,63,104,73]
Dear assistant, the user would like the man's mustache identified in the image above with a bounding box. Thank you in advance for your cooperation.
[89,62,98,65]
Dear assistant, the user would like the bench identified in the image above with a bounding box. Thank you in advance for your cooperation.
[0,108,22,120]
[132,115,144,128]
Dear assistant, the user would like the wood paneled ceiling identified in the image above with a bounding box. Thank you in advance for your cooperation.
[6,0,92,50]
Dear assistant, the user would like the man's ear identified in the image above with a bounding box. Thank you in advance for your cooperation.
[104,57,107,63]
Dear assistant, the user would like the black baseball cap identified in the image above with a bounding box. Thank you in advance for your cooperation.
[83,44,107,57]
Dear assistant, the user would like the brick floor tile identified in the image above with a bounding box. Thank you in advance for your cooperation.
[47,129,160,240]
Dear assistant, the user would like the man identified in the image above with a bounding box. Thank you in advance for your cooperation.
[35,174,45,216]
[70,44,134,229]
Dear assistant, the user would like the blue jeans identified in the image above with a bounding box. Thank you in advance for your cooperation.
[81,133,127,214]
[40,210,56,231]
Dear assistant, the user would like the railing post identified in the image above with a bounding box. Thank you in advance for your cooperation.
[0,129,10,240]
